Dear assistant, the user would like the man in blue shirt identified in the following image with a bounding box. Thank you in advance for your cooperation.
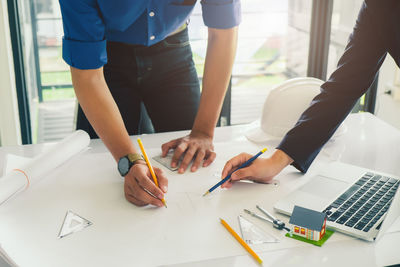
[59,0,241,207]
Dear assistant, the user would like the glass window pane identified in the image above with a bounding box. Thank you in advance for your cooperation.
[327,0,363,77]
[232,0,312,124]
[190,0,312,125]
[327,0,365,113]
[33,0,75,143]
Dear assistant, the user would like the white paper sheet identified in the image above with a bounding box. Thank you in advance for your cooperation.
[0,141,347,267]
[0,141,280,266]
[2,154,32,177]
[0,130,90,205]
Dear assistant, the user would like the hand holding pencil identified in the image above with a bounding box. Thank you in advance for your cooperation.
[123,161,168,208]
[137,138,167,208]
[221,149,293,189]
[122,138,168,208]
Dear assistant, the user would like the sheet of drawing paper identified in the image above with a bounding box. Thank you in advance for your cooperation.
[2,154,32,176]
[0,130,90,205]
[0,141,351,267]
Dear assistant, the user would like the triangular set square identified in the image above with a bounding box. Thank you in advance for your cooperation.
[238,215,279,244]
[58,210,92,239]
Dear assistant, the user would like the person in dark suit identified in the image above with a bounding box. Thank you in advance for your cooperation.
[221,0,400,187]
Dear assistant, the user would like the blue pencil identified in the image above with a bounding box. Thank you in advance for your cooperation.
[202,148,268,196]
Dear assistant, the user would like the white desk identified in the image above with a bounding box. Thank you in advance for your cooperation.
[0,113,399,267]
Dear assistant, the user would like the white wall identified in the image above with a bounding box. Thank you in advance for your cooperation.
[0,0,21,146]
[375,55,400,129]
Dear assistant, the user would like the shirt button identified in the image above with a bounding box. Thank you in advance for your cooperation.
[149,11,155,17]
[150,35,155,40]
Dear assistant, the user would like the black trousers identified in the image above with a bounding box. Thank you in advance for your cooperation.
[76,28,201,139]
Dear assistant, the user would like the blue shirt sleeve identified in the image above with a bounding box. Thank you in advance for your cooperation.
[201,0,241,29]
[59,0,107,69]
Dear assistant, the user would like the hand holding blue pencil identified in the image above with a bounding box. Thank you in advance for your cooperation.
[203,148,267,196]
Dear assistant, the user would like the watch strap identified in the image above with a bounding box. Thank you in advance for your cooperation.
[127,153,143,164]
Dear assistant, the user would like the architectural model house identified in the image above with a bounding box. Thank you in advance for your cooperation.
[289,205,327,241]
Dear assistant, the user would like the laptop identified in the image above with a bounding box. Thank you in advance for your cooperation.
[274,162,400,241]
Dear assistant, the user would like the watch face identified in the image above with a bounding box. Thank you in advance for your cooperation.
[118,157,130,176]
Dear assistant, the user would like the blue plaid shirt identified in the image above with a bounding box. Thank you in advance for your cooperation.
[59,0,241,69]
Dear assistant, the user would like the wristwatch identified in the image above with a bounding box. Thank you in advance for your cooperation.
[117,153,143,177]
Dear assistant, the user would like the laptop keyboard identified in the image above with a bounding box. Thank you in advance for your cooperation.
[323,172,400,233]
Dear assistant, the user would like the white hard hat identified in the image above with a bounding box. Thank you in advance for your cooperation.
[246,77,347,143]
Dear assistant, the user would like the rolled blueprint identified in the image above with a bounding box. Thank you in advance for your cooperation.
[0,130,90,205]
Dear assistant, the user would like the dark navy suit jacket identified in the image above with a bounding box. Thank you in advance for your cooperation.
[277,0,400,173]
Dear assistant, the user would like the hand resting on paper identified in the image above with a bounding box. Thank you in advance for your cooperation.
[124,160,168,207]
[221,150,293,189]
[161,131,216,174]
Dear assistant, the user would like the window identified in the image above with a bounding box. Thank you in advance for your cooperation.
[10,0,378,144]
[327,0,375,113]
[327,0,363,77]
[190,0,312,125]
[10,0,73,144]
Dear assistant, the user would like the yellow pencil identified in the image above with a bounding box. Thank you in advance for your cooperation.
[137,138,167,208]
[220,218,263,265]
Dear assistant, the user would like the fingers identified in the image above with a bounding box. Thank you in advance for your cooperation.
[203,150,216,167]
[221,153,253,189]
[124,179,163,207]
[178,146,216,173]
[124,191,146,207]
[230,167,254,182]
[171,142,188,168]
[154,167,168,193]
[137,172,164,199]
[124,166,166,207]
[221,162,232,180]
[221,153,252,178]
[178,145,198,173]
[222,180,234,189]
[161,139,179,157]
[163,134,215,173]
[221,167,254,189]
[124,181,146,206]
[177,146,216,173]
[191,149,205,172]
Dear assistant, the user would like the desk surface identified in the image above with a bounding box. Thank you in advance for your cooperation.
[0,113,400,267]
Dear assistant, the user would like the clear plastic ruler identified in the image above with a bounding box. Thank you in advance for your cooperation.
[152,151,179,171]
[58,210,92,239]
[238,215,279,244]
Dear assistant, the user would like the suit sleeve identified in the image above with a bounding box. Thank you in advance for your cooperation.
[276,1,389,173]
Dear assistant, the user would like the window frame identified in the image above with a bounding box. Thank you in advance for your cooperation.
[7,0,32,144]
